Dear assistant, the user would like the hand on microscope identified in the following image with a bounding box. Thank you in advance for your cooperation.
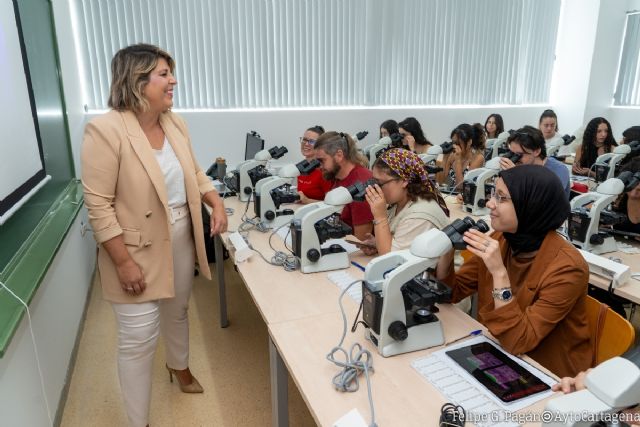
[296,190,319,205]
[498,156,516,170]
[364,182,388,219]
[462,229,503,275]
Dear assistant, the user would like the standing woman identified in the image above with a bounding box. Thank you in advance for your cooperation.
[572,117,617,176]
[81,44,227,427]
[398,117,432,154]
[484,113,504,139]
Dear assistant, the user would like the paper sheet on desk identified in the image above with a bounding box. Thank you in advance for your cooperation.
[411,335,555,427]
[333,408,368,427]
[617,241,640,254]
[274,226,360,254]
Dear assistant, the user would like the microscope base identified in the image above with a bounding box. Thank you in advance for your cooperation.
[577,236,618,255]
[262,214,294,230]
[369,320,445,357]
[300,252,350,274]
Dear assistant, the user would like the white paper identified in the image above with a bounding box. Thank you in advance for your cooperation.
[327,271,362,302]
[617,242,640,254]
[412,335,555,427]
[333,408,368,427]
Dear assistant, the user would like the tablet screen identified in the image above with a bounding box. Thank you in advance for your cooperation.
[445,341,550,403]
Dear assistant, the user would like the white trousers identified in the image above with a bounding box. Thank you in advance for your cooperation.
[111,214,195,427]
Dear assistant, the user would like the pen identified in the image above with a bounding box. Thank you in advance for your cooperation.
[351,261,366,272]
[444,329,482,347]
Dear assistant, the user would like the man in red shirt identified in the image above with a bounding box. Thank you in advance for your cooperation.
[314,131,373,240]
[296,125,333,202]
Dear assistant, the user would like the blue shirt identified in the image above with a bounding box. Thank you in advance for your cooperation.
[544,157,570,199]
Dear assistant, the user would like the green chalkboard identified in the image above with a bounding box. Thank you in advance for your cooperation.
[0,0,81,357]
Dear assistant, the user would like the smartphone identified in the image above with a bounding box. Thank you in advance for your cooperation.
[345,239,376,248]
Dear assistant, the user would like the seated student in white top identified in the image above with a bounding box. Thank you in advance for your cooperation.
[357,148,450,255]
[499,125,571,199]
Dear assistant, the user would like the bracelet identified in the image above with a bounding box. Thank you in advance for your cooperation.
[372,218,388,226]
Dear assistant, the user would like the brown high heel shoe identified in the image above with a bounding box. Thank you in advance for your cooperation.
[166,364,204,393]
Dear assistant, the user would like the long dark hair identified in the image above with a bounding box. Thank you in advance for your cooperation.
[484,114,504,138]
[451,123,486,152]
[614,157,640,214]
[578,117,617,169]
[379,119,399,138]
[399,117,431,146]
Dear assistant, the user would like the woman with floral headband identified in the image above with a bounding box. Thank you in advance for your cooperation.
[357,148,450,255]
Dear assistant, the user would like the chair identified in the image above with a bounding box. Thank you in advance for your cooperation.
[585,295,636,367]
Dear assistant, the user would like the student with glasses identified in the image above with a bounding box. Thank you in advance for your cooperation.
[436,165,592,377]
[296,125,333,204]
[499,125,570,198]
[313,131,374,240]
[355,149,450,255]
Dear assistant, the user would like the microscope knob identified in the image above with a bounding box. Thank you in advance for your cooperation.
[307,248,321,262]
[282,209,294,216]
[328,244,343,253]
[477,198,486,208]
[265,210,275,221]
[388,321,408,341]
[243,186,252,195]
[590,233,604,245]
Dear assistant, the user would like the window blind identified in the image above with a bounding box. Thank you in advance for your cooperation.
[614,12,640,106]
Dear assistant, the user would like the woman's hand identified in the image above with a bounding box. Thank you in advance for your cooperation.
[357,233,378,256]
[572,163,590,176]
[210,204,228,235]
[462,229,505,276]
[297,191,310,204]
[364,183,388,219]
[116,258,146,296]
[552,370,590,393]
[499,157,516,170]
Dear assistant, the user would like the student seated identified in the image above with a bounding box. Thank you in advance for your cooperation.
[539,109,560,143]
[296,125,332,204]
[436,165,592,377]
[499,125,570,198]
[484,113,504,139]
[398,117,432,154]
[573,117,617,176]
[379,119,399,139]
[437,123,485,190]
[356,148,450,255]
[314,131,373,240]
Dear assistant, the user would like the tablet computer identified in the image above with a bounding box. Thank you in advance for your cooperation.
[445,341,550,403]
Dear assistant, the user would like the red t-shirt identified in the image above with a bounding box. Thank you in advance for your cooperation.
[332,165,374,228]
[297,168,333,201]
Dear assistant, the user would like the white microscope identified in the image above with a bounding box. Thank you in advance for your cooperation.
[290,182,370,273]
[228,146,288,202]
[362,217,489,357]
[418,141,454,165]
[543,355,640,427]
[568,178,626,254]
[547,134,576,158]
[253,159,320,229]
[364,133,403,167]
[461,156,505,216]
[483,130,511,160]
[593,144,632,183]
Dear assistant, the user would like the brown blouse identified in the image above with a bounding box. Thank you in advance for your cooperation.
[444,231,593,377]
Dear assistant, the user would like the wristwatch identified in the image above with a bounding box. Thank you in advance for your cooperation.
[492,287,513,302]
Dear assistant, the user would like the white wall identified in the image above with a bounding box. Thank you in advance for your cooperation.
[0,210,96,426]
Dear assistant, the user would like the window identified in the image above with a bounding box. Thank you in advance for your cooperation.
[74,0,561,110]
[614,12,640,106]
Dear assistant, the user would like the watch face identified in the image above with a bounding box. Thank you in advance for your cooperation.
[502,290,512,300]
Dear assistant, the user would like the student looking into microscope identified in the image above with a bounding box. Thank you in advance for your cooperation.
[436,166,592,377]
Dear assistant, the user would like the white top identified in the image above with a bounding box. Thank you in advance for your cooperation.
[154,138,187,207]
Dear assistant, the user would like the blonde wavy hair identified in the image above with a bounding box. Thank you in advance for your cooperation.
[108,44,175,112]
[313,131,368,168]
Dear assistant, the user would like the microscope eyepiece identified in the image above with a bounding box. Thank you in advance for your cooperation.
[442,217,490,250]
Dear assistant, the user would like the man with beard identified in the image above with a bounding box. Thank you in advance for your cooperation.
[314,131,373,240]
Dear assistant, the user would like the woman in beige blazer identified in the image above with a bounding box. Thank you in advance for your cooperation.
[81,44,227,427]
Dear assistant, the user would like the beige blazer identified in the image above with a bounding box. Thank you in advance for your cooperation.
[81,110,215,303]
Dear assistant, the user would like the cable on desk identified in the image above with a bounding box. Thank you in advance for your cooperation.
[439,403,465,427]
[326,279,377,427]
[0,280,53,426]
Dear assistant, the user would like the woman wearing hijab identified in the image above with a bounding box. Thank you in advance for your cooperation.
[436,165,592,377]
[358,148,450,255]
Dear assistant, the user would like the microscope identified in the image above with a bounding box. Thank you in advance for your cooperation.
[568,177,627,254]
[593,144,632,183]
[361,217,489,357]
[418,141,454,165]
[461,154,514,216]
[253,159,320,229]
[483,130,511,160]
[547,134,576,158]
[543,355,640,427]
[227,146,288,202]
[364,133,403,167]
[290,181,370,273]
